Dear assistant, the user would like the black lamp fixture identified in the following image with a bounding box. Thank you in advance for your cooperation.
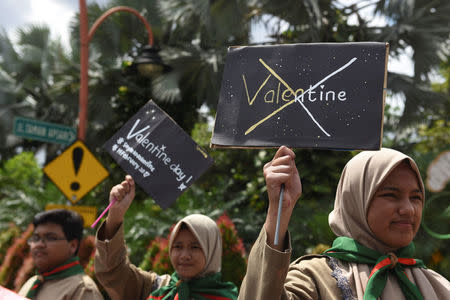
[134,45,167,77]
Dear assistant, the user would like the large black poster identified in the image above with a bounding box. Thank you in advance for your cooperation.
[104,100,214,209]
[211,42,388,150]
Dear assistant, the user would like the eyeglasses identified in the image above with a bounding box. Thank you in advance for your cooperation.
[27,235,67,245]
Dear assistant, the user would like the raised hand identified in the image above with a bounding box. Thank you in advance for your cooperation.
[263,146,302,250]
[104,175,135,239]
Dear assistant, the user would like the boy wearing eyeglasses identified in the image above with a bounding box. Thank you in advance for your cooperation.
[18,209,104,300]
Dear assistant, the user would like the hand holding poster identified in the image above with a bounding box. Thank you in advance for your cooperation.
[103,100,213,209]
[211,42,388,245]
[211,42,388,150]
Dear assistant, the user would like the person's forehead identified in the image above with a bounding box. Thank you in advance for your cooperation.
[381,162,420,186]
[34,222,64,235]
[174,228,199,242]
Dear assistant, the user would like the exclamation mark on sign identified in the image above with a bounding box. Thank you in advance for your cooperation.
[70,147,83,193]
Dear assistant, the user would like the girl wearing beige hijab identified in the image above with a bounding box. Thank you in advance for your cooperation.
[238,146,450,300]
[94,176,238,300]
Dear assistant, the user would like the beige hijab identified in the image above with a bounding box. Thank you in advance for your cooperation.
[169,214,222,278]
[329,148,450,300]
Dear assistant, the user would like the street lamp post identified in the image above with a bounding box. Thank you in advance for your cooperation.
[77,0,161,141]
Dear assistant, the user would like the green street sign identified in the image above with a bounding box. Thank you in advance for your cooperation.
[13,117,77,145]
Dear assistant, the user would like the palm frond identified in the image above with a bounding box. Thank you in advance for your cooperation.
[151,70,182,103]
[0,28,20,74]
[16,24,51,50]
[387,71,447,128]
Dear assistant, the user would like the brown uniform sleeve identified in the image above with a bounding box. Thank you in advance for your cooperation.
[284,256,342,300]
[71,275,105,300]
[94,222,170,300]
[238,227,342,300]
[238,227,293,300]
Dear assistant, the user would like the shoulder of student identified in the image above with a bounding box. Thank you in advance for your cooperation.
[79,273,101,289]
[73,273,104,299]
[286,254,343,300]
[289,254,331,272]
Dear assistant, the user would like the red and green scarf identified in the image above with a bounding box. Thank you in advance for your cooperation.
[26,256,84,299]
[324,237,426,300]
[147,272,238,300]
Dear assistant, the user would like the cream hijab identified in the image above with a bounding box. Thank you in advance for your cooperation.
[169,214,222,278]
[329,148,450,300]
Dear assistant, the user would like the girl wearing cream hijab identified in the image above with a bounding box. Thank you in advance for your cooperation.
[239,146,449,300]
[94,176,238,300]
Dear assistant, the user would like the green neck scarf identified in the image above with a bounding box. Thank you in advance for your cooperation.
[147,272,238,300]
[26,256,84,299]
[324,237,426,300]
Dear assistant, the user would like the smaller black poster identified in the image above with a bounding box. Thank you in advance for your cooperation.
[104,100,214,209]
[211,42,389,150]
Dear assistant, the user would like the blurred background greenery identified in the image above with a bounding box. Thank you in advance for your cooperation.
[0,0,448,292]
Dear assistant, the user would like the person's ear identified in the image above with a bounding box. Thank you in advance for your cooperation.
[68,239,79,256]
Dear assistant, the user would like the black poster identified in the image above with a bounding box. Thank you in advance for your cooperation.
[104,100,214,209]
[211,42,388,150]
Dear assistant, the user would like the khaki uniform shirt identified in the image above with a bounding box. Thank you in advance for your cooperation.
[18,273,104,300]
[94,222,171,300]
[238,228,343,300]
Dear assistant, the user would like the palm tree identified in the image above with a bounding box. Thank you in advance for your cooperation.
[64,0,254,146]
[0,25,79,161]
[373,0,449,144]
[2,0,447,158]
[249,0,449,148]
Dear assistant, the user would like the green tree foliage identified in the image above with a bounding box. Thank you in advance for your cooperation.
[0,224,21,262]
[0,152,48,231]
[0,0,447,154]
[1,151,42,187]
[413,59,449,155]
[409,60,450,279]
[0,24,80,161]
[0,224,33,290]
[216,213,247,287]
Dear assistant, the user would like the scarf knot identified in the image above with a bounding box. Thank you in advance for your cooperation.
[148,272,237,300]
[324,237,426,300]
[387,252,397,269]
[26,256,84,299]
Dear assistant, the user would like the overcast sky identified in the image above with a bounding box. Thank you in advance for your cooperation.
[0,0,414,77]
[0,0,110,48]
